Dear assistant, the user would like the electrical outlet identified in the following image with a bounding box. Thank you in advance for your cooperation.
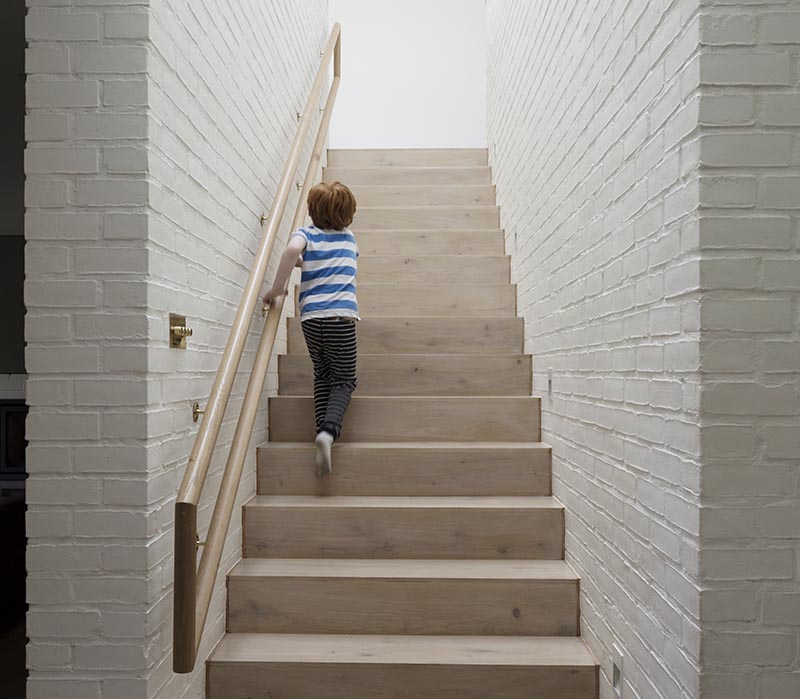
[612,644,624,699]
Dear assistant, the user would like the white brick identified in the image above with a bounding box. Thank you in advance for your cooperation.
[764,341,800,373]
[74,45,147,73]
[25,244,71,275]
[700,14,756,45]
[25,177,70,207]
[27,680,100,699]
[700,51,792,85]
[26,411,99,441]
[701,339,755,372]
[27,610,101,638]
[26,12,100,41]
[27,79,100,108]
[761,13,800,44]
[103,79,148,106]
[75,113,147,139]
[74,247,148,275]
[760,674,800,697]
[27,643,72,669]
[25,147,99,174]
[699,216,792,250]
[699,176,756,207]
[104,146,148,173]
[73,510,151,538]
[104,212,148,239]
[26,212,101,240]
[26,112,70,142]
[26,46,70,74]
[701,548,795,581]
[28,478,101,505]
[701,299,793,332]
[764,93,800,126]
[698,93,754,126]
[761,176,800,209]
[26,510,72,540]
[704,632,795,666]
[700,133,793,167]
[25,280,100,308]
[699,258,759,290]
[763,425,800,459]
[75,178,148,206]
[105,11,149,39]
[27,546,100,573]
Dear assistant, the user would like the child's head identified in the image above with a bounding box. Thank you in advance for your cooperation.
[307,181,357,230]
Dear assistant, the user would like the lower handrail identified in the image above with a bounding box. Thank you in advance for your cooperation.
[173,26,341,673]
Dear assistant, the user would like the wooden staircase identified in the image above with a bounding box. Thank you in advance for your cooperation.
[206,149,599,698]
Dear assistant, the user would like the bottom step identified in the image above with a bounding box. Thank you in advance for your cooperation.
[208,633,598,699]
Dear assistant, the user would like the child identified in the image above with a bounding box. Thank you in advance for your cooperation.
[263,181,359,477]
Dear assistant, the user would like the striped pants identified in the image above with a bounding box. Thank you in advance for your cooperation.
[301,317,358,440]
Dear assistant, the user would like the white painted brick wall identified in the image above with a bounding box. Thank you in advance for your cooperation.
[487,1,704,697]
[25,1,328,697]
[697,1,800,697]
[488,1,800,697]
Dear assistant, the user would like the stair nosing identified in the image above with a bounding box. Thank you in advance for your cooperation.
[229,558,578,581]
[258,441,549,449]
[246,495,562,509]
[209,633,596,667]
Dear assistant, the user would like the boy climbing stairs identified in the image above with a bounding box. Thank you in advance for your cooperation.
[206,148,599,698]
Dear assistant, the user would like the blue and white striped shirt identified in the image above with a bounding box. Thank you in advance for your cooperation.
[290,225,360,321]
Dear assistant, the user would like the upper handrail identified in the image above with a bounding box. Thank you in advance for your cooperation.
[173,24,342,673]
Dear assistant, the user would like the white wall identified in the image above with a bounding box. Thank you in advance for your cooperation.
[24,1,328,697]
[487,1,703,697]
[697,3,800,697]
[488,1,800,698]
[329,0,486,148]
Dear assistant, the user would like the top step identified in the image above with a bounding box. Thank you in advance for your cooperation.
[328,148,488,168]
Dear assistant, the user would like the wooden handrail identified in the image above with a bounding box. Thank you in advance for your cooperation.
[173,24,342,673]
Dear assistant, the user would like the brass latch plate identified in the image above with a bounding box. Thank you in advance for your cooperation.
[170,314,193,349]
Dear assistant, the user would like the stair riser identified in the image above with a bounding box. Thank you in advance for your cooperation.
[324,166,492,185]
[354,207,499,230]
[296,285,517,318]
[328,148,489,167]
[278,355,531,397]
[243,506,563,559]
[208,663,597,699]
[357,231,505,256]
[358,255,509,283]
[257,446,552,496]
[268,397,541,442]
[287,318,524,355]
[350,185,496,207]
[227,578,579,636]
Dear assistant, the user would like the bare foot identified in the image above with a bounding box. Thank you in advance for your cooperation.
[314,431,333,477]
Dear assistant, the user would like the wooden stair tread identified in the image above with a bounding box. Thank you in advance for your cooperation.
[210,633,595,667]
[247,495,560,509]
[230,558,577,580]
[259,440,549,450]
[328,148,489,167]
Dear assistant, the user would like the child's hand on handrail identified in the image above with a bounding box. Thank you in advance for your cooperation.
[262,286,287,315]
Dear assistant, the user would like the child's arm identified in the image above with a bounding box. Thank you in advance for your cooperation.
[263,235,306,304]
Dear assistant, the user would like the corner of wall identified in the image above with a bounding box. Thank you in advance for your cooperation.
[25,1,329,697]
[695,3,800,696]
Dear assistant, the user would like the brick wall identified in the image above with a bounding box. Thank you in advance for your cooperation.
[488,1,800,697]
[697,2,800,696]
[487,1,704,697]
[24,1,328,697]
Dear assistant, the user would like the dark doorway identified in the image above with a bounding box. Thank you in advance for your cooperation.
[0,1,27,698]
